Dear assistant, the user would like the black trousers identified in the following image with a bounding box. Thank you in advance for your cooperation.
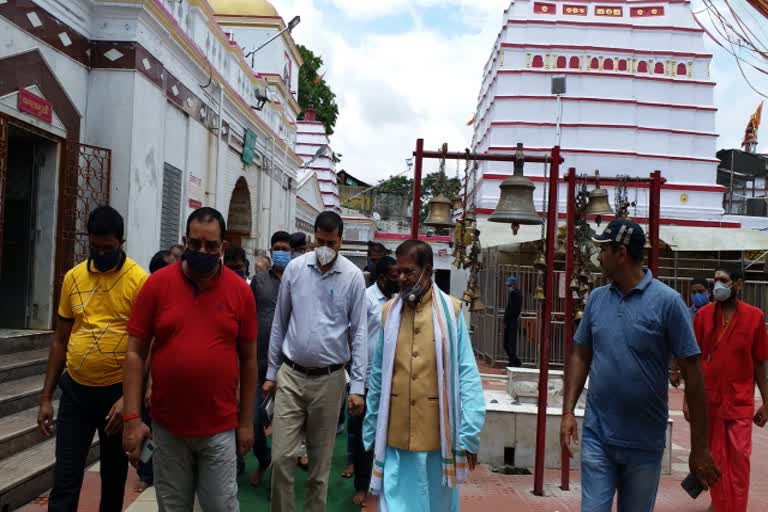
[48,372,128,512]
[349,390,373,493]
[504,324,522,366]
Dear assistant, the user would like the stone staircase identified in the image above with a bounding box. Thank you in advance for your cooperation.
[0,330,99,511]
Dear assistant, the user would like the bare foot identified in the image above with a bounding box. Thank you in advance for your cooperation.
[341,464,354,478]
[353,491,367,507]
[134,481,150,493]
[250,467,267,487]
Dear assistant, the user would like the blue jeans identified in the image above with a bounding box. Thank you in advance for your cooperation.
[580,427,663,512]
[252,377,271,469]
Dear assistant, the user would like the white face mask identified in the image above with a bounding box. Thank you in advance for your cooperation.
[315,246,337,267]
[713,281,732,302]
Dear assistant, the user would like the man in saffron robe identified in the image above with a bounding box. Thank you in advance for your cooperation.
[363,240,485,511]
[685,265,768,512]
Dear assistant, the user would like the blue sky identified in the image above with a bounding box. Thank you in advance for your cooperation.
[272,0,767,184]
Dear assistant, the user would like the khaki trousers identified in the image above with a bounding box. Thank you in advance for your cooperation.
[270,363,346,512]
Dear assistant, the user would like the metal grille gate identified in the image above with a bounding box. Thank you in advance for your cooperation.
[55,142,111,290]
[0,116,7,267]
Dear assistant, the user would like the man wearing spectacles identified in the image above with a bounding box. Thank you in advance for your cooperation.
[122,207,258,511]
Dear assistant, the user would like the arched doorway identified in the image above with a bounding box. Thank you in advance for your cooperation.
[226,177,252,247]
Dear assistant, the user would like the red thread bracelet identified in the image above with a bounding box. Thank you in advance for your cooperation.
[123,413,141,422]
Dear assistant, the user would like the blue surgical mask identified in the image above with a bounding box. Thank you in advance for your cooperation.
[692,292,709,308]
[272,250,291,271]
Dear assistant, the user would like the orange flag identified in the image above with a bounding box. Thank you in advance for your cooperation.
[466,113,477,126]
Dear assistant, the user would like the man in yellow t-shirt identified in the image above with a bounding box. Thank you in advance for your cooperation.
[37,206,147,512]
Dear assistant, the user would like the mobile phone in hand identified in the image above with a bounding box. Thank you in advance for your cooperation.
[139,438,156,464]
[681,472,705,499]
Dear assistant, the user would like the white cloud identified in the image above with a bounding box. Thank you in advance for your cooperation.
[274,0,767,189]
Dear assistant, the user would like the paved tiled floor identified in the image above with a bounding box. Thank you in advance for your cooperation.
[18,364,768,511]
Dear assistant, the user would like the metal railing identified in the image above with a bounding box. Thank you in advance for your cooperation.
[472,262,768,368]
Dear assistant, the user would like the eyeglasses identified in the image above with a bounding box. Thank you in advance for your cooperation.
[397,268,420,278]
[186,238,222,252]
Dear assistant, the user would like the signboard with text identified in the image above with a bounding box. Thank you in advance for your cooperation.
[242,128,256,165]
[19,89,53,123]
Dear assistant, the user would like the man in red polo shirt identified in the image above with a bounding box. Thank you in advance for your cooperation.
[122,207,258,511]
[685,266,768,512]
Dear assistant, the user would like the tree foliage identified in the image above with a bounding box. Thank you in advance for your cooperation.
[376,172,462,223]
[297,45,339,135]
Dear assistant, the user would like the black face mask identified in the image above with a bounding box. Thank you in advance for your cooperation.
[91,248,122,272]
[383,280,400,298]
[183,249,219,274]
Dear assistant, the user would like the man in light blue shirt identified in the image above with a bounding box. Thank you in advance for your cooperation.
[263,212,368,512]
[347,256,399,506]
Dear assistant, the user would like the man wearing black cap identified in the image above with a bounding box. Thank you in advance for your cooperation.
[560,219,720,511]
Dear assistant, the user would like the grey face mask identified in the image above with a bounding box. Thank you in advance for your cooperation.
[404,268,428,304]
[713,281,733,302]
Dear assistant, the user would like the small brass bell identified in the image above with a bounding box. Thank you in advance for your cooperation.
[424,195,455,229]
[461,289,473,303]
[451,198,463,211]
[464,209,477,224]
[533,254,547,272]
[580,284,590,295]
[488,143,542,226]
[585,187,614,225]
[575,309,584,320]
[569,276,580,291]
[470,298,486,312]
[534,286,545,301]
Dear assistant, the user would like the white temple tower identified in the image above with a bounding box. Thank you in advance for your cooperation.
[472,0,725,228]
[296,108,340,211]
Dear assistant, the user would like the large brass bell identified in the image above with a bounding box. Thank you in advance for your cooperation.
[470,298,486,312]
[488,143,542,227]
[585,187,614,225]
[424,194,455,229]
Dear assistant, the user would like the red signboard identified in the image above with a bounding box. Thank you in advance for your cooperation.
[188,199,202,209]
[533,2,556,14]
[563,4,588,15]
[595,5,624,16]
[18,89,53,123]
[630,6,665,17]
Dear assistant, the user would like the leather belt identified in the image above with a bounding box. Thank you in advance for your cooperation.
[283,356,344,377]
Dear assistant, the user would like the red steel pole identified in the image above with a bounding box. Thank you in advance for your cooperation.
[649,170,661,275]
[533,146,561,496]
[411,139,425,239]
[560,167,577,491]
